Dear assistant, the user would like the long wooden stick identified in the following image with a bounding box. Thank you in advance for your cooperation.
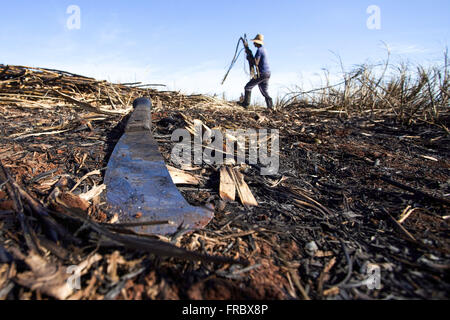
[380,176,450,207]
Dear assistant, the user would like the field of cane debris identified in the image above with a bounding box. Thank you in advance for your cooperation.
[0,64,449,300]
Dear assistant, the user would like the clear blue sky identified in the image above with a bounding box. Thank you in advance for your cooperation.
[1,0,449,100]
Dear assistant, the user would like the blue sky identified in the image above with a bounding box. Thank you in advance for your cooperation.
[1,0,449,101]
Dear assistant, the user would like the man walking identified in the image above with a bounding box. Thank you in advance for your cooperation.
[240,34,274,109]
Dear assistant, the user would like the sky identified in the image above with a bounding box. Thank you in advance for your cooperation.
[1,0,449,102]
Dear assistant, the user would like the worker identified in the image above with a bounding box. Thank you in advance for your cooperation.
[240,34,274,109]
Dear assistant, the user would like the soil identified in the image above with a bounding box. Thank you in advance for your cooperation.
[0,65,449,300]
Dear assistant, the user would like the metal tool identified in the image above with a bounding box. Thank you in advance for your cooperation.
[104,98,214,235]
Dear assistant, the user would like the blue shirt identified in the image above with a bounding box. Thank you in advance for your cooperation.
[255,46,270,74]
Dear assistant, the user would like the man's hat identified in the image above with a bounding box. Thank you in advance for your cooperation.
[252,34,264,45]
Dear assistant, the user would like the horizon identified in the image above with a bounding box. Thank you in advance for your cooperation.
[1,0,449,103]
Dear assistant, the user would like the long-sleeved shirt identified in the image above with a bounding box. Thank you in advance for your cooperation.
[255,46,270,74]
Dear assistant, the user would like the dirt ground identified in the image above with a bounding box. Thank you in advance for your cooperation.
[0,65,449,300]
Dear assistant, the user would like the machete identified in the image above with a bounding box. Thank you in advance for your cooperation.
[104,98,214,235]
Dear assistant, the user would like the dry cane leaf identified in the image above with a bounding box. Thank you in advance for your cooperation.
[14,252,73,300]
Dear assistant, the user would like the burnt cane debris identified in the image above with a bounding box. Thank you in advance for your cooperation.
[0,64,449,300]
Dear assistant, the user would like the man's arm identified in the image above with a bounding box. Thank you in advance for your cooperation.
[254,49,261,67]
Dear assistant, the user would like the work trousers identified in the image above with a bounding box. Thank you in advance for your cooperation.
[244,72,272,99]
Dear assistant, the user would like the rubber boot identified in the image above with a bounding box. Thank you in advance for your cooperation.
[265,97,274,109]
[239,90,251,108]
